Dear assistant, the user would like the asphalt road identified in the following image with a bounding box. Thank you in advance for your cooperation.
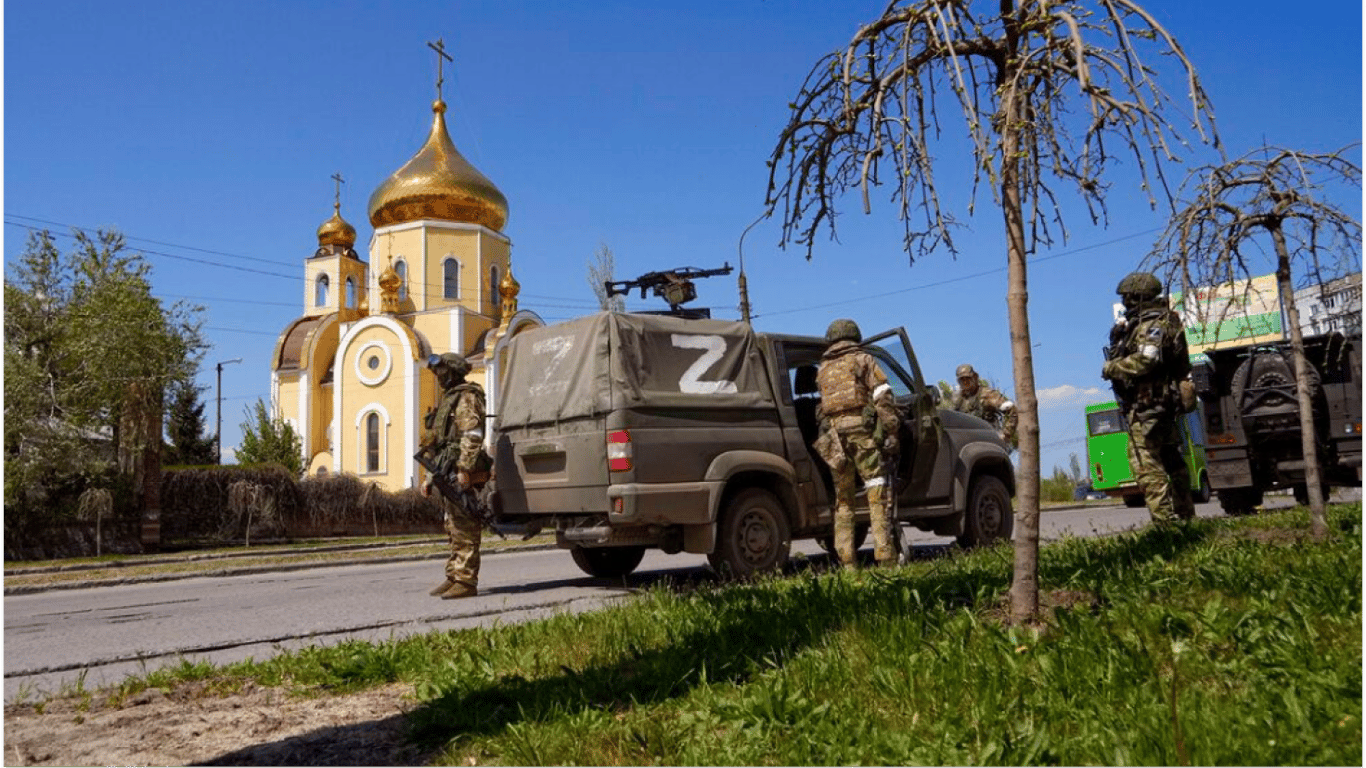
[1,496,1300,702]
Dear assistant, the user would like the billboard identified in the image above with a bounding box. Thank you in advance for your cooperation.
[1170,274,1284,353]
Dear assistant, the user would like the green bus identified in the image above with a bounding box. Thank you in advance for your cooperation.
[1084,401,1212,506]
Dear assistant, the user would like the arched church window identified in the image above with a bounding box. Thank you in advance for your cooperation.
[346,277,357,309]
[395,259,408,300]
[443,258,460,300]
[490,265,500,308]
[365,412,380,473]
[315,274,329,307]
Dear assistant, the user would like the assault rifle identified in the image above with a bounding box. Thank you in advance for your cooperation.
[1102,318,1134,418]
[413,443,502,537]
[605,263,733,314]
[886,448,911,565]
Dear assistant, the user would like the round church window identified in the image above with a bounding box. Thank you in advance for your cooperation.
[354,341,393,386]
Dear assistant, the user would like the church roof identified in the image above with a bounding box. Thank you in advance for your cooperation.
[367,99,508,232]
[275,316,328,371]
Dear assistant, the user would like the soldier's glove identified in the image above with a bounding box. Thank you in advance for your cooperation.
[882,435,898,455]
[456,470,471,490]
[1101,360,1117,381]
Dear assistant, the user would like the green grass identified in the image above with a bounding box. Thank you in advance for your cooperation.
[72,505,1366,765]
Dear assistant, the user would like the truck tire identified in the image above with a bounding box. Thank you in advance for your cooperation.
[708,488,791,578]
[1218,488,1262,516]
[956,475,1013,548]
[1123,494,1146,508]
[570,545,646,579]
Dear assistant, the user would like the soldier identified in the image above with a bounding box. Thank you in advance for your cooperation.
[813,319,901,567]
[949,364,1017,446]
[421,352,492,599]
[1101,272,1195,525]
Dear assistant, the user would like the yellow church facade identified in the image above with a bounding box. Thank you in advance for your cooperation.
[271,93,542,492]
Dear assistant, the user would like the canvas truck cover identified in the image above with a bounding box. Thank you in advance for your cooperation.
[498,312,774,428]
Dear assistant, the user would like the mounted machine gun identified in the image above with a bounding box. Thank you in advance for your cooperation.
[605,263,733,317]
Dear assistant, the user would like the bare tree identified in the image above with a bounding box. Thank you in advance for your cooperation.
[765,0,1217,622]
[1146,145,1362,537]
[588,243,626,312]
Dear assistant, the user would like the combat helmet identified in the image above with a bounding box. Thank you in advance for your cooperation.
[427,352,471,378]
[825,318,862,344]
[1115,272,1162,301]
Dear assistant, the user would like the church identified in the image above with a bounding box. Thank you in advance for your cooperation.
[270,55,542,491]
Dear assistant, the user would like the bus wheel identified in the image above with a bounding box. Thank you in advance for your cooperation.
[709,488,791,578]
[1194,473,1212,504]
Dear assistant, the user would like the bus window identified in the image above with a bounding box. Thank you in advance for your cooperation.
[1087,409,1124,436]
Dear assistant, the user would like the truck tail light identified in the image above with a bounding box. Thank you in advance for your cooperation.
[607,430,633,472]
[1210,433,1237,445]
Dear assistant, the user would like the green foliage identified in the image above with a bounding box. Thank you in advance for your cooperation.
[163,378,216,466]
[1040,464,1078,502]
[106,505,1361,766]
[4,229,203,522]
[235,399,303,475]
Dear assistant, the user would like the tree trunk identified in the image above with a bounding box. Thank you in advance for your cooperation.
[1271,227,1328,538]
[1001,86,1041,625]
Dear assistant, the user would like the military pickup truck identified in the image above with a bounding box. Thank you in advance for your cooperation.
[491,312,1015,577]
[1192,331,1361,514]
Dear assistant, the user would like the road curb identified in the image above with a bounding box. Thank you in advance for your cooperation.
[4,543,560,596]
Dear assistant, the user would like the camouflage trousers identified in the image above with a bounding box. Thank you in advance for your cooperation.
[442,495,483,587]
[831,425,894,565]
[1126,414,1194,524]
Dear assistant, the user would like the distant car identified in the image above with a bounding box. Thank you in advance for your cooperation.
[1073,484,1106,501]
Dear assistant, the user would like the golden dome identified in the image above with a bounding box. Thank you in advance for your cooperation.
[368,100,509,231]
[316,203,357,248]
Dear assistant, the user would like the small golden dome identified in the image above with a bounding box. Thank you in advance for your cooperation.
[368,100,509,231]
[316,203,357,248]
[499,266,520,301]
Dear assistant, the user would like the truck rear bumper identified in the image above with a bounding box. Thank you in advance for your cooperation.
[608,481,721,525]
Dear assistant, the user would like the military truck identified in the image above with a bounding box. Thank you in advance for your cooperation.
[490,311,1016,578]
[1191,331,1361,515]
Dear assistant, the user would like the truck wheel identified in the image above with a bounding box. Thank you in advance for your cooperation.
[708,488,791,578]
[1194,473,1212,504]
[1218,489,1262,517]
[1123,494,1147,508]
[818,523,868,557]
[957,475,1013,548]
[570,545,646,579]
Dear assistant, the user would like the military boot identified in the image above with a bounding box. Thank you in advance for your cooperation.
[440,582,478,600]
[429,578,456,596]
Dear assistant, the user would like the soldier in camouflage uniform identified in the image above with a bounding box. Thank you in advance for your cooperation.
[813,319,901,567]
[1101,272,1195,525]
[421,353,492,599]
[949,363,1017,446]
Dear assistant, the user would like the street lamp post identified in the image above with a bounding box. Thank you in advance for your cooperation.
[216,358,243,464]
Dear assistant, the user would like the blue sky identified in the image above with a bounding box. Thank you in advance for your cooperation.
[5,0,1362,473]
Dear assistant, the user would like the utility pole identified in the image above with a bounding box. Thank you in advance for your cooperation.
[216,358,242,464]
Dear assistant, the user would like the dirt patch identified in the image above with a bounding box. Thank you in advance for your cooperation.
[4,681,437,766]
